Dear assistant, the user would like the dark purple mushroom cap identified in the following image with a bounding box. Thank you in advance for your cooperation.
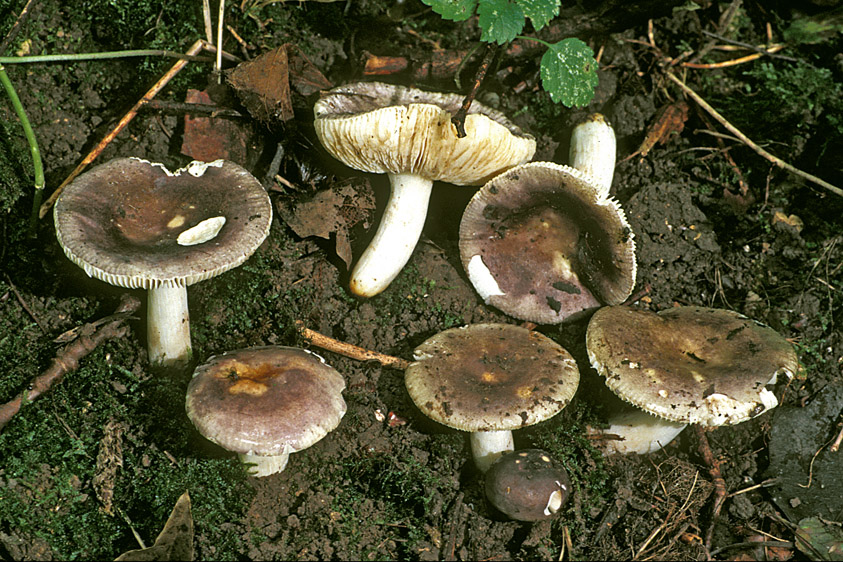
[485,449,572,521]
[405,323,579,432]
[586,306,799,426]
[54,158,272,289]
[460,162,636,324]
[185,346,347,457]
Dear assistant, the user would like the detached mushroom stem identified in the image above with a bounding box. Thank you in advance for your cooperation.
[569,113,617,197]
[350,173,433,297]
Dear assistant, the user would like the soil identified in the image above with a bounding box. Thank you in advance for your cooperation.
[1,1,842,561]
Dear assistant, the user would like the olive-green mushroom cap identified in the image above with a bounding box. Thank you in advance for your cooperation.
[54,158,272,289]
[405,323,579,432]
[314,82,536,186]
[185,346,347,457]
[586,306,798,427]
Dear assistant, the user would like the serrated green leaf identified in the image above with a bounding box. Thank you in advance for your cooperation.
[540,37,599,107]
[478,0,525,45]
[519,0,560,31]
[421,0,478,22]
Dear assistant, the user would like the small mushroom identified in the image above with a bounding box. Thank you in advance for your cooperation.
[485,449,572,521]
[54,158,272,371]
[585,305,799,454]
[314,82,535,298]
[404,323,579,472]
[185,346,347,477]
[460,114,636,324]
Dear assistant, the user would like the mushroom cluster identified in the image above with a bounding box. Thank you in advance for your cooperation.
[314,81,536,298]
[459,114,636,324]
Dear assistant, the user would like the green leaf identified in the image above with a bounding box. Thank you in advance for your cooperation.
[421,0,478,22]
[478,0,525,45]
[540,37,599,107]
[519,0,560,32]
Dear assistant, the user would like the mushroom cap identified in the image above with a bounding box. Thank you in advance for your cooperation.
[185,346,347,457]
[485,449,572,521]
[54,158,272,289]
[459,161,637,324]
[586,305,799,427]
[313,81,536,185]
[405,323,580,432]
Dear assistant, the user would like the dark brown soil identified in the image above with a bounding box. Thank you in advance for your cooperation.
[1,1,841,561]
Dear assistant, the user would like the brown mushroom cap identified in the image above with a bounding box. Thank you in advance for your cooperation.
[185,346,347,457]
[586,306,799,427]
[460,162,637,324]
[485,449,572,521]
[313,82,536,186]
[405,323,580,432]
[54,158,272,289]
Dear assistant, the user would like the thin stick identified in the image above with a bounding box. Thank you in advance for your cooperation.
[0,63,43,234]
[451,42,497,138]
[681,45,785,69]
[0,0,38,55]
[0,295,140,432]
[665,71,843,198]
[202,0,214,44]
[39,39,205,218]
[216,0,225,79]
[296,320,410,370]
[0,50,211,64]
[4,273,47,334]
[695,425,727,553]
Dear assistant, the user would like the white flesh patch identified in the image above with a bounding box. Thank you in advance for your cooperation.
[466,254,504,301]
[177,216,226,246]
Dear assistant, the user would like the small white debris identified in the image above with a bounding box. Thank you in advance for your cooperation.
[177,216,226,246]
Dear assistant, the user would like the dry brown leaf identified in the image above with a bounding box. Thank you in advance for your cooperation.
[276,179,375,268]
[625,101,689,161]
[114,491,194,561]
[180,89,252,164]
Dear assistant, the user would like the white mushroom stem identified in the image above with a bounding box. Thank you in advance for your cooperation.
[569,114,617,198]
[349,173,434,297]
[239,448,291,478]
[588,408,687,455]
[147,285,192,370]
[470,429,515,473]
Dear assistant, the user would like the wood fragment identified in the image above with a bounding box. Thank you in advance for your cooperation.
[363,52,408,76]
[0,294,141,431]
[93,418,128,516]
[296,320,410,370]
[451,43,497,138]
[623,102,688,162]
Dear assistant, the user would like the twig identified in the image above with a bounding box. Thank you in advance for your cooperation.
[681,45,786,69]
[0,50,212,64]
[700,30,797,62]
[665,71,843,198]
[139,99,243,118]
[4,273,47,334]
[0,294,141,432]
[296,320,410,370]
[830,422,843,453]
[451,42,497,138]
[0,0,38,55]
[695,425,727,554]
[216,0,225,79]
[39,39,205,218]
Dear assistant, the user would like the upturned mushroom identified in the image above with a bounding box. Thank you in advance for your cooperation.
[185,346,346,477]
[404,323,579,472]
[485,449,572,522]
[54,158,272,371]
[314,81,536,298]
[585,305,799,454]
[459,114,636,324]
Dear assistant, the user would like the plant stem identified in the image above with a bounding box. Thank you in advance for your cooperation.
[0,63,44,235]
[0,49,210,64]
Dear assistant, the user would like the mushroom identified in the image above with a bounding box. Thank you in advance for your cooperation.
[54,157,272,371]
[314,81,536,298]
[459,114,636,324]
[404,323,580,472]
[585,305,799,454]
[185,345,346,477]
[485,449,572,521]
